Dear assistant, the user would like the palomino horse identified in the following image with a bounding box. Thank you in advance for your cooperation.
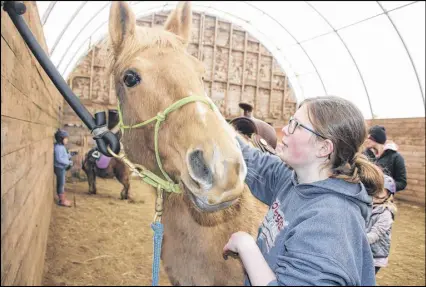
[108,1,267,285]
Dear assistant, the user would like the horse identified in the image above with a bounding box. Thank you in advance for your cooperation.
[81,109,132,200]
[107,2,272,285]
[81,147,131,200]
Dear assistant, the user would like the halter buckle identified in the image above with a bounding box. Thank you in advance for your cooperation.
[154,186,164,222]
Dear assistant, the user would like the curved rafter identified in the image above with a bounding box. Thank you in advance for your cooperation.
[377,1,425,107]
[305,1,374,118]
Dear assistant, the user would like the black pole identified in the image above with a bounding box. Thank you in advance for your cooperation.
[3,1,120,156]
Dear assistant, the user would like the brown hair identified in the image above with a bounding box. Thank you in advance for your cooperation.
[299,96,384,196]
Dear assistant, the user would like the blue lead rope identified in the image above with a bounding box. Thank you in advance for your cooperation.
[151,222,164,286]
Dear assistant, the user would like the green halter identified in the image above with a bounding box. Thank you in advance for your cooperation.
[117,95,216,194]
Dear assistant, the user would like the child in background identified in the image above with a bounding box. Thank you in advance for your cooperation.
[54,129,73,207]
[366,175,397,275]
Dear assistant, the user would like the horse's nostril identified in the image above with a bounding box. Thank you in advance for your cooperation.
[188,149,213,189]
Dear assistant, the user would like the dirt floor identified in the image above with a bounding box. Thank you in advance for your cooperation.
[42,179,425,286]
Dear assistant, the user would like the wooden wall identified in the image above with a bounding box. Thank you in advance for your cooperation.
[64,11,298,178]
[1,1,63,285]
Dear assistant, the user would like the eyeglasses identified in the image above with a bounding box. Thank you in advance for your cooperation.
[288,116,327,139]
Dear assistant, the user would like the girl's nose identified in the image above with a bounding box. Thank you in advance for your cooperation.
[282,124,289,136]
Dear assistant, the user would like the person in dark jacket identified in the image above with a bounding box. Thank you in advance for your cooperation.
[364,125,407,192]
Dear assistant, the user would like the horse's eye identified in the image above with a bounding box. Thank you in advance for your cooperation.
[123,70,141,88]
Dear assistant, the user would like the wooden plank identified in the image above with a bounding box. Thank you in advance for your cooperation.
[14,186,52,285]
[198,14,205,60]
[406,184,426,194]
[282,75,288,120]
[15,194,52,285]
[269,58,274,117]
[1,76,58,127]
[1,7,62,116]
[225,24,233,117]
[407,173,426,181]
[1,148,51,243]
[240,32,248,106]
[396,193,425,206]
[1,38,59,120]
[1,162,52,285]
[1,137,51,198]
[1,116,55,157]
[254,43,261,117]
[1,149,51,240]
[69,74,90,90]
[89,48,95,100]
[211,17,218,100]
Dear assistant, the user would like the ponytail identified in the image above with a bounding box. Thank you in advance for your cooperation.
[331,153,384,196]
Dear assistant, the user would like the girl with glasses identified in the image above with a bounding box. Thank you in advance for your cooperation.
[224,96,384,286]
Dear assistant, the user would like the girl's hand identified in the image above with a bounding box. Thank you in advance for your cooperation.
[223,231,255,255]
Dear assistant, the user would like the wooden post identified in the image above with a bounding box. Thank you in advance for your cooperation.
[151,13,155,27]
[240,32,248,111]
[225,23,233,117]
[198,14,205,61]
[269,58,274,118]
[89,47,95,100]
[211,17,218,99]
[69,75,75,91]
[254,43,261,118]
[282,75,288,120]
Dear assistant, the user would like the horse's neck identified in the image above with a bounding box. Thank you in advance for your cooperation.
[160,190,266,285]
[162,190,265,251]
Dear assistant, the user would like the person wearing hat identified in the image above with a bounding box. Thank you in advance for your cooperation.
[366,175,397,275]
[54,129,73,207]
[364,125,407,192]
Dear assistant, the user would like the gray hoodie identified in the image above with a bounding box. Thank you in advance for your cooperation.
[237,137,376,286]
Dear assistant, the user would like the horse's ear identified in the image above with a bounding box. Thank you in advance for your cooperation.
[109,1,136,55]
[164,1,192,45]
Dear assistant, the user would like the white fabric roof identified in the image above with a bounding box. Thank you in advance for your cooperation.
[36,1,426,119]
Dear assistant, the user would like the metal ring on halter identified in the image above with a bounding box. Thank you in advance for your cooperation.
[91,125,109,139]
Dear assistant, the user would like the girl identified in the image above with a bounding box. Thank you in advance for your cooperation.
[366,175,397,275]
[54,129,73,207]
[224,96,384,286]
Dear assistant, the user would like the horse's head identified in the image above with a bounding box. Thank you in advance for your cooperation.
[108,1,247,212]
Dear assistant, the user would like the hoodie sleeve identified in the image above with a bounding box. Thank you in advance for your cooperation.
[236,136,292,206]
[393,153,407,192]
[367,210,393,245]
[55,145,71,166]
[267,201,372,286]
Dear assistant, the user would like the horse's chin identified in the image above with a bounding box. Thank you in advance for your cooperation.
[181,182,238,213]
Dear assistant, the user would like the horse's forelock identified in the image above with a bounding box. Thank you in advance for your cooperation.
[107,26,186,77]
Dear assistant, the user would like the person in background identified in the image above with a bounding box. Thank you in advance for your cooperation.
[364,125,407,192]
[54,129,73,207]
[366,175,397,275]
